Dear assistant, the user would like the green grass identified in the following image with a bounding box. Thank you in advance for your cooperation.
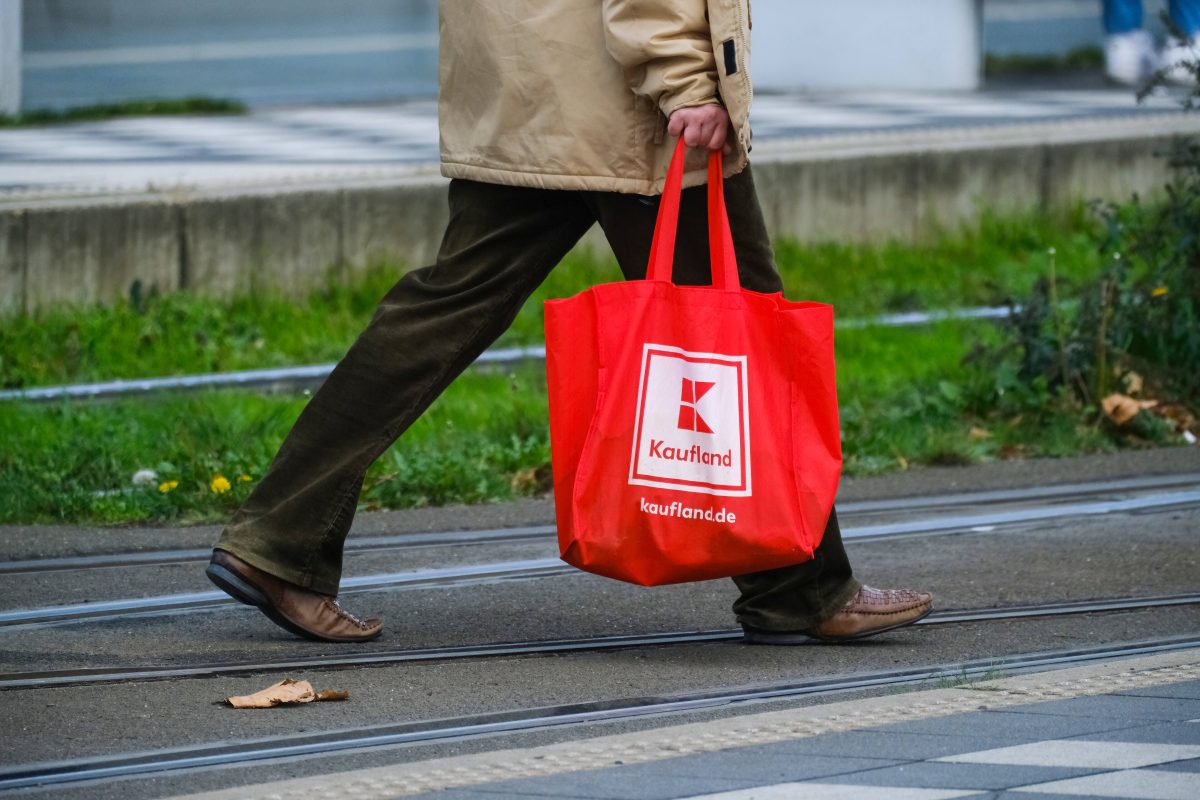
[0,206,1152,525]
[984,46,1104,76]
[0,206,1103,390]
[0,97,247,128]
[0,320,1123,525]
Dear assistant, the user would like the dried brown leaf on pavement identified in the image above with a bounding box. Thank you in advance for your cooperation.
[1100,393,1158,426]
[225,678,349,708]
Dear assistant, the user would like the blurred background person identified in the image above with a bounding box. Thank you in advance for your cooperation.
[1104,0,1200,84]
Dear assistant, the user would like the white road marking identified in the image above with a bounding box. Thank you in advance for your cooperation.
[937,741,1200,769]
[1015,768,1200,799]
[684,784,984,800]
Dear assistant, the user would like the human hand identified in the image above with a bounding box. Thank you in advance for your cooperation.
[667,104,732,153]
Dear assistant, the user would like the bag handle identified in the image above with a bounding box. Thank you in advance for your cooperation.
[645,137,741,291]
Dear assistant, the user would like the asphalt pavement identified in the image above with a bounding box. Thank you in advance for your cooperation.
[0,447,1196,799]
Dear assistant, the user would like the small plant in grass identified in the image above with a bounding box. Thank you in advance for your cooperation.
[967,45,1200,446]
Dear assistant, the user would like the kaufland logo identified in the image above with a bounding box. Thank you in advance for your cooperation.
[628,344,751,497]
[678,378,715,433]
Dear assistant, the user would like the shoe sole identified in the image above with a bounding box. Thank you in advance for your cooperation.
[743,605,933,645]
[205,562,381,644]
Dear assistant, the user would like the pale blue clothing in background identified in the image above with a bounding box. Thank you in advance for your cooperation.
[1104,0,1200,35]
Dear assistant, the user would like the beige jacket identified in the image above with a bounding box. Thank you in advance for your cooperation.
[438,0,752,195]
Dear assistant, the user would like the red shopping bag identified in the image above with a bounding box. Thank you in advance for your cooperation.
[545,139,841,586]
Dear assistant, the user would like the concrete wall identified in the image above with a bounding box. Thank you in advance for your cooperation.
[753,0,982,91]
[0,0,19,114]
[0,121,1193,314]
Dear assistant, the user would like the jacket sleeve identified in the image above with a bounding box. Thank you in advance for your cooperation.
[601,0,719,117]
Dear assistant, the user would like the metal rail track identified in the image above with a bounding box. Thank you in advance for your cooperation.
[1,634,1195,792]
[2,486,1197,630]
[2,473,1196,577]
[2,593,1197,691]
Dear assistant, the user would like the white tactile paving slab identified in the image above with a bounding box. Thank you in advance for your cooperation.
[1014,767,1200,799]
[684,784,984,800]
[937,741,1200,769]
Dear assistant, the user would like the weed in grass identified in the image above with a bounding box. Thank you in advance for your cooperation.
[971,57,1200,445]
[933,666,1008,690]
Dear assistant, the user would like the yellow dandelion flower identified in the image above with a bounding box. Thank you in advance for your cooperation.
[1151,286,1168,297]
[237,474,252,483]
[210,475,232,494]
[158,480,179,493]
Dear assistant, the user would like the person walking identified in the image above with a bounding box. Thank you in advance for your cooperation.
[206,0,933,645]
[1104,0,1200,85]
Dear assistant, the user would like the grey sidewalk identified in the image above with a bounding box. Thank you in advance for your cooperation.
[0,85,1188,200]
[166,650,1200,800]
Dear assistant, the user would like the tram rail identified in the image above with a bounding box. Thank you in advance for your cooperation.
[1,634,1195,792]
[2,484,1197,630]
[3,593,1197,690]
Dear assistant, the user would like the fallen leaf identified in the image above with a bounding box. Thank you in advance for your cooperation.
[225,679,350,708]
[1101,394,1158,426]
[227,678,315,708]
[1151,403,1197,432]
[998,444,1026,460]
[510,463,553,493]
[1122,371,1144,395]
[968,426,992,440]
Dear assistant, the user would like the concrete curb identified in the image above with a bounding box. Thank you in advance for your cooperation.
[2,113,1198,314]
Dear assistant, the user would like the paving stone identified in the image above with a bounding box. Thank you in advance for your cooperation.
[1070,722,1200,745]
[824,761,1103,791]
[1011,767,1198,799]
[937,740,1200,769]
[1146,758,1200,773]
[608,751,904,782]
[748,731,1031,761]
[1002,695,1200,722]
[456,768,759,800]
[685,785,992,800]
[406,792,554,800]
[878,709,1135,740]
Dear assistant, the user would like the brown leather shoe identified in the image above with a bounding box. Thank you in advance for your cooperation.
[206,549,383,642]
[743,585,933,644]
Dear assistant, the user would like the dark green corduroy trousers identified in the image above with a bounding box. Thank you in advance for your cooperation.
[216,166,861,631]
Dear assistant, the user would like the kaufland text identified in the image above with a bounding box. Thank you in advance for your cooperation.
[646,440,733,467]
[639,497,737,523]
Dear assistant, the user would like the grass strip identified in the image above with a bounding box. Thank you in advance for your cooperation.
[0,97,247,128]
[5,206,1158,526]
[0,320,1126,526]
[0,207,1102,391]
[983,46,1104,76]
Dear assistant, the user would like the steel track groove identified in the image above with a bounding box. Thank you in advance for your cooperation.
[2,487,1197,630]
[1,635,1196,792]
[3,593,1196,690]
[1,473,1194,576]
